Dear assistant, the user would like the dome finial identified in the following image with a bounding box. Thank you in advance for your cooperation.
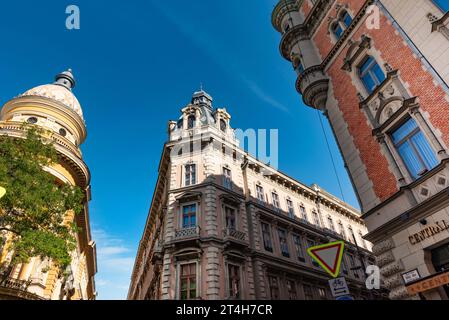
[54,68,76,90]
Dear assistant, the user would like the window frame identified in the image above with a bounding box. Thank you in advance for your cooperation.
[223,166,232,190]
[184,163,197,186]
[178,261,198,300]
[261,222,273,252]
[358,56,386,94]
[181,203,197,229]
[278,228,290,258]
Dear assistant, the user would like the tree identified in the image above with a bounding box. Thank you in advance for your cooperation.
[0,125,84,271]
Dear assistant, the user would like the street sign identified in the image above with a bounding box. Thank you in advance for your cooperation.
[0,187,6,199]
[329,277,350,297]
[402,269,421,285]
[336,295,354,301]
[307,241,345,278]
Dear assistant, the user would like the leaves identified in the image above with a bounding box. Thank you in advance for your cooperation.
[0,125,84,269]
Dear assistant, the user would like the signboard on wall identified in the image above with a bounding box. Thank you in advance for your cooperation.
[406,270,449,295]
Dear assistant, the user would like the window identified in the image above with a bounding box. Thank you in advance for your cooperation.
[327,216,335,232]
[184,164,196,186]
[268,276,280,300]
[296,62,304,74]
[307,239,319,267]
[331,10,352,40]
[303,284,314,300]
[187,115,196,129]
[358,56,386,94]
[180,263,197,300]
[223,167,232,189]
[27,117,38,124]
[341,256,349,275]
[272,192,280,209]
[312,210,320,227]
[220,119,227,132]
[261,222,273,252]
[59,128,67,137]
[341,11,353,28]
[286,199,294,218]
[182,204,197,228]
[348,226,355,243]
[225,206,236,230]
[338,222,346,240]
[391,118,438,179]
[278,228,290,257]
[286,280,297,300]
[293,234,305,261]
[228,264,241,299]
[358,231,367,249]
[318,288,327,300]
[300,205,308,221]
[348,254,359,278]
[256,185,264,203]
[332,22,344,39]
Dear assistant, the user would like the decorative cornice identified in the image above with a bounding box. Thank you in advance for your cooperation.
[271,0,299,32]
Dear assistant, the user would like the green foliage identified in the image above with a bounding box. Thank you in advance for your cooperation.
[0,125,84,269]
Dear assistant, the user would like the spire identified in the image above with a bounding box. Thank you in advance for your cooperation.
[54,68,76,90]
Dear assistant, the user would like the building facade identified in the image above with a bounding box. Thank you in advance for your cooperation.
[128,90,382,300]
[272,0,449,299]
[0,70,97,300]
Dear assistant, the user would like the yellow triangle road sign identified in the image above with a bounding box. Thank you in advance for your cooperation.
[0,186,6,199]
[307,241,345,278]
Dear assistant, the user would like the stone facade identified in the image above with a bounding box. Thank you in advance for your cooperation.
[272,0,449,299]
[128,90,383,300]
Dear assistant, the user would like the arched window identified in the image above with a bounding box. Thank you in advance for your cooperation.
[220,119,227,132]
[331,22,344,39]
[358,56,386,94]
[331,10,353,40]
[187,115,196,129]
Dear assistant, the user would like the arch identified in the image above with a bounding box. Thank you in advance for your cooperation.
[375,97,404,126]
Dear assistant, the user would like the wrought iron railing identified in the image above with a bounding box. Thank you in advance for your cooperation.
[174,226,200,239]
[223,228,246,242]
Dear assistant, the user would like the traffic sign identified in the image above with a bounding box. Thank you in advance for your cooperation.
[329,277,350,297]
[0,187,5,199]
[336,295,354,301]
[307,241,345,278]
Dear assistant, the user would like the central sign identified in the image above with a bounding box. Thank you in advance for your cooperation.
[409,220,449,245]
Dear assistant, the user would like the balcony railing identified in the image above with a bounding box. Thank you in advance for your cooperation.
[223,228,246,242]
[174,226,200,239]
[0,276,31,291]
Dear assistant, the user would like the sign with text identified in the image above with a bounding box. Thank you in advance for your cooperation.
[402,269,421,285]
[406,270,449,295]
[329,277,350,297]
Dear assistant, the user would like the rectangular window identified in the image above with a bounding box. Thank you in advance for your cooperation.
[359,56,386,93]
[268,276,280,300]
[342,12,352,28]
[272,192,280,209]
[303,284,314,300]
[341,256,349,275]
[185,164,196,186]
[338,222,346,240]
[223,167,232,190]
[278,228,290,257]
[300,205,308,221]
[286,199,294,218]
[312,211,320,227]
[180,263,197,300]
[228,264,241,299]
[182,204,197,228]
[286,280,297,300]
[318,288,327,300]
[261,222,273,252]
[307,240,319,267]
[225,206,236,230]
[293,234,305,261]
[256,185,264,203]
[327,217,335,231]
[391,118,438,179]
[348,254,359,278]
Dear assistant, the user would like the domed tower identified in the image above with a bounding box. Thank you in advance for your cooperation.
[0,70,97,300]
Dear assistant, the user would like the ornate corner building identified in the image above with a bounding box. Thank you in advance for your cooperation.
[128,90,384,300]
[272,0,449,299]
[0,70,97,300]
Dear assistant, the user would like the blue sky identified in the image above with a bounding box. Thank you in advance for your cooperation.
[0,1,359,299]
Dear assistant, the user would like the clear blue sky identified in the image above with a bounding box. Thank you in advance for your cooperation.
[0,0,359,299]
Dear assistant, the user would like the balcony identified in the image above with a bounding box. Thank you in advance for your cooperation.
[295,65,329,110]
[0,275,43,300]
[279,24,308,61]
[271,0,298,32]
[174,226,201,240]
[223,228,246,242]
